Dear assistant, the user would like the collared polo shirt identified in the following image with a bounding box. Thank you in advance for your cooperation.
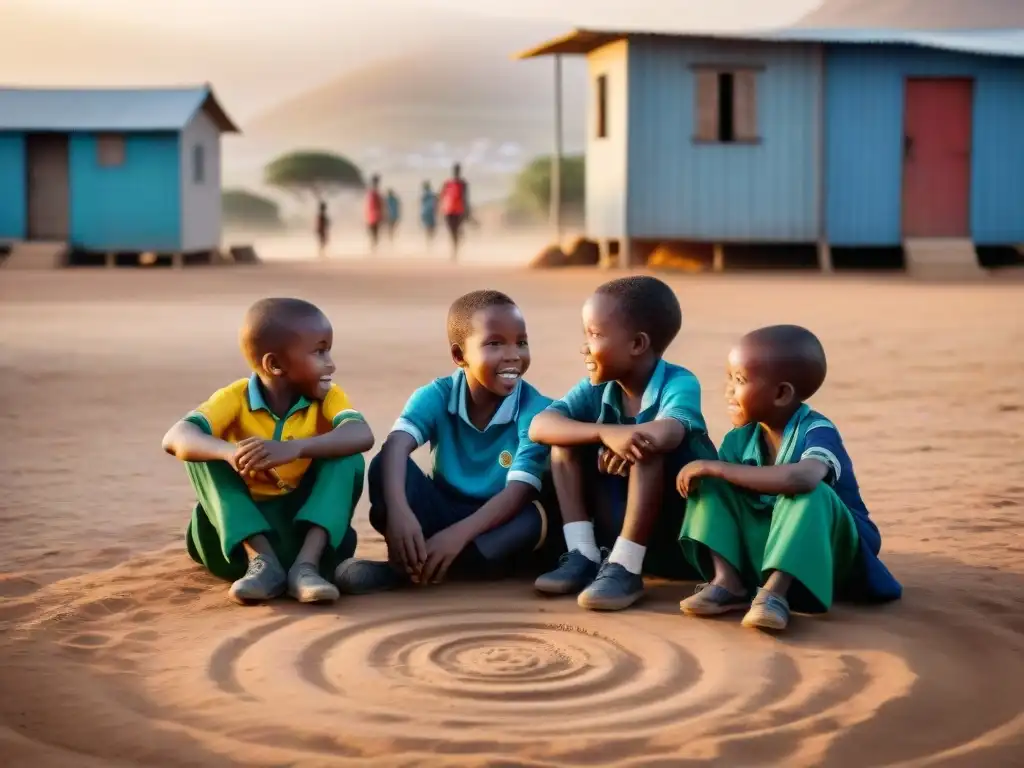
[547,358,708,434]
[392,369,552,500]
[184,374,363,498]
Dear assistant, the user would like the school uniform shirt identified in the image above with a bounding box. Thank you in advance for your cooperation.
[184,374,364,499]
[547,359,708,435]
[721,410,903,602]
[391,370,552,501]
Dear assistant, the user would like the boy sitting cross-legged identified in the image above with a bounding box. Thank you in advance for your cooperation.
[677,325,902,631]
[335,290,554,592]
[161,298,373,605]
[530,276,717,611]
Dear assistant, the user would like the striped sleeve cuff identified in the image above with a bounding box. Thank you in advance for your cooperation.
[506,469,542,492]
[183,411,213,434]
[332,409,365,427]
[801,447,841,483]
[656,408,695,430]
[391,417,425,446]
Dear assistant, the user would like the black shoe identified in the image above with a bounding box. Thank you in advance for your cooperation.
[577,561,645,611]
[533,550,601,595]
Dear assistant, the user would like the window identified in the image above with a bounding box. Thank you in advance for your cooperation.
[595,74,608,139]
[693,67,760,143]
[192,143,205,184]
[96,134,125,166]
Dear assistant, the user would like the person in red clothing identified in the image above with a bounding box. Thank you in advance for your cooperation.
[440,163,470,261]
[365,174,384,253]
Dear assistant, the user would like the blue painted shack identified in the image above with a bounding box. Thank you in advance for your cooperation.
[0,84,239,254]
[517,27,1024,271]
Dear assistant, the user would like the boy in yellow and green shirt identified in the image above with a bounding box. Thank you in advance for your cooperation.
[162,298,374,605]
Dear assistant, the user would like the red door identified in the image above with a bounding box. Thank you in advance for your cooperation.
[901,78,973,237]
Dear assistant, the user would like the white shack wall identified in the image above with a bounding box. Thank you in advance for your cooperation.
[585,40,630,239]
[180,108,222,251]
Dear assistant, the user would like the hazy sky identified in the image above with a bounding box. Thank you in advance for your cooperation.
[2,0,820,116]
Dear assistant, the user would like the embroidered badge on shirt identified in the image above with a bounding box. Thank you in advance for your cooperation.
[498,450,513,468]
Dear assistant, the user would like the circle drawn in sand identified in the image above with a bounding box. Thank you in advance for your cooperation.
[184,606,942,763]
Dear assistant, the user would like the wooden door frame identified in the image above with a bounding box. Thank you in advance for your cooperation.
[25,132,71,242]
[900,76,974,239]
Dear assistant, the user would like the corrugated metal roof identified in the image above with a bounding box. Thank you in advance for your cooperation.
[794,0,1024,30]
[0,85,240,133]
[516,27,1024,59]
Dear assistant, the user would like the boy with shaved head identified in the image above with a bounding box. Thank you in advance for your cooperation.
[162,298,374,605]
[676,325,901,631]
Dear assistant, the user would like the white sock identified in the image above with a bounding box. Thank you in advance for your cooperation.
[563,521,600,563]
[608,537,646,575]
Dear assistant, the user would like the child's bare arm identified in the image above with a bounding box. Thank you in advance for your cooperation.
[678,459,828,498]
[161,420,235,463]
[294,419,374,460]
[528,410,603,446]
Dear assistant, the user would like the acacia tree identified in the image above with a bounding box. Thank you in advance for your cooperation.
[507,154,585,220]
[264,150,365,201]
[222,189,284,230]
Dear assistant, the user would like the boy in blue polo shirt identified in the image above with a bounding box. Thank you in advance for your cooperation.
[676,325,902,631]
[529,276,716,611]
[335,290,552,592]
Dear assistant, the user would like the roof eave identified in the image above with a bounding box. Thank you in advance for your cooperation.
[197,84,241,133]
[513,28,626,59]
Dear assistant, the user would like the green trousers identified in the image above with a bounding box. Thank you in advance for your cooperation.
[184,455,363,582]
[679,479,859,613]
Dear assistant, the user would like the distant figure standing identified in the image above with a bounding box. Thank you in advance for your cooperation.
[385,189,401,243]
[315,201,330,259]
[420,181,438,246]
[364,175,384,253]
[440,163,469,261]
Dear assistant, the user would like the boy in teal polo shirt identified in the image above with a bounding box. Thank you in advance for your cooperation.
[530,276,716,611]
[335,290,553,592]
[162,298,374,606]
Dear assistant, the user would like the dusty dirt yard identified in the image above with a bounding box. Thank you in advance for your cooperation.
[0,263,1022,767]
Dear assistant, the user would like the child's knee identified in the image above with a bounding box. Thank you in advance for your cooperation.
[550,445,583,467]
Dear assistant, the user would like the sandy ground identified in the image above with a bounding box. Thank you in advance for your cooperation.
[0,262,1022,767]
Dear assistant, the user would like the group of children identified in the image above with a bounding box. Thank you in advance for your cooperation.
[162,276,901,632]
[363,164,471,258]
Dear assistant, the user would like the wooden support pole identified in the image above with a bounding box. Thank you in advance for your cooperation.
[550,54,564,241]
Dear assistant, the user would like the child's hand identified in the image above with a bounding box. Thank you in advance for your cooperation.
[420,526,470,585]
[385,505,428,581]
[233,437,301,475]
[597,448,629,477]
[600,426,656,464]
[676,460,720,498]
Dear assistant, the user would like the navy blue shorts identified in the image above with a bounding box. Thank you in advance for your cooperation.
[368,455,557,575]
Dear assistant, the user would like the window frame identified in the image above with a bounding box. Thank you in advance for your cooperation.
[691,63,763,145]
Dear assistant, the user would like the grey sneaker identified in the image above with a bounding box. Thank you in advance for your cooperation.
[741,587,791,631]
[680,583,751,616]
[228,554,287,605]
[334,558,408,595]
[576,561,645,611]
[534,550,601,595]
[287,561,341,604]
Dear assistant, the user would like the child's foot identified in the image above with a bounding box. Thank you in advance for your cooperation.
[229,554,287,605]
[576,562,644,611]
[679,583,751,616]
[334,558,407,595]
[741,587,791,631]
[534,550,601,595]
[287,562,340,604]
